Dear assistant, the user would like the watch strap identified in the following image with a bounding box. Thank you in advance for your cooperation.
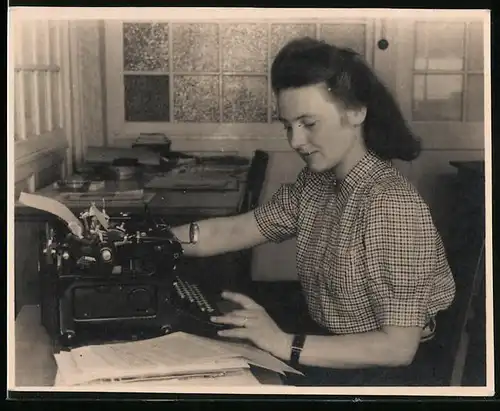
[290,334,306,367]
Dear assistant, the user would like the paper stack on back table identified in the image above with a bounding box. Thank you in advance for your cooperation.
[53,332,301,387]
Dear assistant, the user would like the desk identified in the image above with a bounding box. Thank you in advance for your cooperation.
[13,305,284,388]
[15,170,248,222]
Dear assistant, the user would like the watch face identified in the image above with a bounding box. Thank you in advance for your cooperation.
[189,223,199,244]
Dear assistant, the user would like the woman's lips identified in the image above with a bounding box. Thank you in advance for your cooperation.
[304,151,317,158]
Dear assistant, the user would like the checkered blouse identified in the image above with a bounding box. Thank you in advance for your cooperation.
[254,151,456,335]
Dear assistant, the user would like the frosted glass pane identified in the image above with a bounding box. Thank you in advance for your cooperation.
[172,23,219,72]
[320,24,366,56]
[222,76,267,122]
[414,22,465,71]
[467,23,484,71]
[124,75,170,122]
[466,74,484,122]
[173,76,220,122]
[270,24,316,59]
[221,24,268,72]
[123,23,169,72]
[412,74,463,121]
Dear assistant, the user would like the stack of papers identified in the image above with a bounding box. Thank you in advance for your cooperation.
[53,332,301,387]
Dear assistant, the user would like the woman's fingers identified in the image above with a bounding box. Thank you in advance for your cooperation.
[210,312,253,327]
[220,291,262,310]
[217,327,251,339]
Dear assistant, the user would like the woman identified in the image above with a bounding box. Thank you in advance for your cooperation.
[171,37,456,386]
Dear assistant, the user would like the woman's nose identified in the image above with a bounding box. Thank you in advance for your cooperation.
[288,126,307,150]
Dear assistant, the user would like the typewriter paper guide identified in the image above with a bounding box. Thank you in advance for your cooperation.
[18,192,84,235]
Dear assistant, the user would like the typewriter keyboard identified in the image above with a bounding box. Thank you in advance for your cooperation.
[172,276,218,315]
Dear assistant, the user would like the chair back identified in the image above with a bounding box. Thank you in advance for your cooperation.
[239,150,269,213]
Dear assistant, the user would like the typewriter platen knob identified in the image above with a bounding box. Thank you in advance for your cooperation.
[100,248,113,262]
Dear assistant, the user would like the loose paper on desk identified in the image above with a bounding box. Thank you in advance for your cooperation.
[54,331,301,386]
[190,334,303,376]
[54,332,249,386]
[18,192,84,237]
[54,350,250,387]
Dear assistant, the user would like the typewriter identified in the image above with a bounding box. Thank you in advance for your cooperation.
[19,193,235,348]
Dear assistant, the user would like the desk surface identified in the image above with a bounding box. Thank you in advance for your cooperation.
[15,167,247,220]
[13,305,283,388]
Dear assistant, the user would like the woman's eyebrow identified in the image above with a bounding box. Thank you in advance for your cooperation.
[278,114,315,123]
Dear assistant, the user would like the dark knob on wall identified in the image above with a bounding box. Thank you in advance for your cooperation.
[377,39,389,50]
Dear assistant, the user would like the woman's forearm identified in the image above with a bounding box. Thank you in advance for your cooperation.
[171,211,267,257]
[276,327,421,369]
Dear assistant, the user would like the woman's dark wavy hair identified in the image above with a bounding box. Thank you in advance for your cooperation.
[271,37,421,161]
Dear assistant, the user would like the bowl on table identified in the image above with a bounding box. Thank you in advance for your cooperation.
[53,178,91,192]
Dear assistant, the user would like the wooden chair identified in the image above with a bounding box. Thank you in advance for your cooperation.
[435,240,486,386]
[416,162,486,386]
[239,149,270,214]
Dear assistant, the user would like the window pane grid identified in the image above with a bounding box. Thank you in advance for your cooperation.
[411,21,484,123]
[14,21,63,140]
[31,26,41,135]
[121,20,372,124]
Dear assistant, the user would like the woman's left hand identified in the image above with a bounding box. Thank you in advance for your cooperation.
[210,291,293,360]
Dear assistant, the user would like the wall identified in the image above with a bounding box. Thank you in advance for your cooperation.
[73,20,106,151]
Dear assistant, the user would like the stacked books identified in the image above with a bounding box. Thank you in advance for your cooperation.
[53,332,301,387]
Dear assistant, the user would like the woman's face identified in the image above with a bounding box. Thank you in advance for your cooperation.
[277,83,365,174]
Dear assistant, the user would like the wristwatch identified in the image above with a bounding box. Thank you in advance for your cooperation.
[290,334,306,367]
[189,222,199,244]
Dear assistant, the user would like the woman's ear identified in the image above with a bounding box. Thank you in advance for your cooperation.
[346,106,367,127]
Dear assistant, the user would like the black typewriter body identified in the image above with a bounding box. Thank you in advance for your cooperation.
[37,207,233,348]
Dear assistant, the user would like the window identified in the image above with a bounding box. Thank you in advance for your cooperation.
[411,21,484,123]
[13,18,70,182]
[391,17,487,150]
[105,19,374,142]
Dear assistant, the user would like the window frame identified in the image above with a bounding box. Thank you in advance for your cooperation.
[13,18,73,186]
[104,18,376,146]
[392,18,487,150]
